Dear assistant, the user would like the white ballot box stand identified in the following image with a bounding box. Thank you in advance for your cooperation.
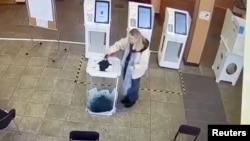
[212,9,245,86]
[158,7,191,69]
[86,57,121,116]
[127,2,154,47]
[84,0,111,59]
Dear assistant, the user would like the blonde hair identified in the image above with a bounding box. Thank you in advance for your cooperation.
[129,28,146,51]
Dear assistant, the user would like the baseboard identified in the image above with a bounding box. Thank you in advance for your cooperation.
[16,2,25,4]
[183,59,200,67]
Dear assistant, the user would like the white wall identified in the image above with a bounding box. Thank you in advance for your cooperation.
[241,0,250,124]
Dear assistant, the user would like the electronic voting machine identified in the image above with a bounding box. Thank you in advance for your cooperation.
[84,0,111,59]
[158,7,191,69]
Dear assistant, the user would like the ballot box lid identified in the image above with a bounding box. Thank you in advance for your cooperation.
[86,57,121,78]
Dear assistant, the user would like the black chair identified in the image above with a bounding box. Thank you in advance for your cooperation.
[173,124,201,141]
[69,130,99,141]
[0,109,20,134]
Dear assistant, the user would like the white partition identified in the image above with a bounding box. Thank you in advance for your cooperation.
[212,9,245,86]
[158,7,191,69]
[84,0,111,59]
[212,40,243,86]
[127,2,154,47]
[221,8,246,56]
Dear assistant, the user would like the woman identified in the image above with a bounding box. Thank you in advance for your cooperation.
[106,28,150,108]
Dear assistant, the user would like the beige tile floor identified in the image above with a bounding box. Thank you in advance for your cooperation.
[0,40,242,141]
[0,0,242,140]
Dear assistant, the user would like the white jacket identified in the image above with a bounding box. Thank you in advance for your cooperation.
[108,37,150,79]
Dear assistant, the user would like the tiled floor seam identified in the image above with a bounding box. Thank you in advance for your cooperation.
[178,70,186,95]
[74,51,84,83]
[76,79,184,95]
[147,74,152,141]
[5,51,30,128]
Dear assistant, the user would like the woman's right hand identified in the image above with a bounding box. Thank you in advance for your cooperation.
[106,45,119,57]
[104,47,111,58]
[104,54,109,59]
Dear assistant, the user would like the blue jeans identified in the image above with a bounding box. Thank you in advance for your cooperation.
[124,78,141,103]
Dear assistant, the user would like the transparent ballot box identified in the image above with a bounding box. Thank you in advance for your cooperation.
[86,57,121,116]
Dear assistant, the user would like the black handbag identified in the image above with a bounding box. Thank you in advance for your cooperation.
[98,59,111,71]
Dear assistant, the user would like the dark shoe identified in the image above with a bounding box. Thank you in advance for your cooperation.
[124,101,136,108]
[120,97,129,104]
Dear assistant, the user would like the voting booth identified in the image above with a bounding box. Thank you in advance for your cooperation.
[84,0,111,59]
[212,40,243,86]
[127,2,154,46]
[86,57,121,116]
[220,9,245,57]
[158,7,191,69]
[212,9,245,86]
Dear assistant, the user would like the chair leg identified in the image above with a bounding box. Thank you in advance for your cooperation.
[13,120,21,135]
[173,132,179,141]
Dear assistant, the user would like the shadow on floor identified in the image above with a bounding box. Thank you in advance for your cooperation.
[182,73,227,141]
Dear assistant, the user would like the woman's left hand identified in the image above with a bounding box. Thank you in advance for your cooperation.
[129,66,134,71]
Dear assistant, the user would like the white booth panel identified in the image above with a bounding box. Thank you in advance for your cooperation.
[212,40,243,86]
[159,35,166,52]
[85,28,110,58]
[163,41,183,63]
[88,31,106,53]
[221,9,245,56]
[84,0,95,24]
[127,2,154,43]
[158,7,191,69]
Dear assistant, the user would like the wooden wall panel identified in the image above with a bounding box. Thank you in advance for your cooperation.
[215,0,234,9]
[0,0,16,4]
[159,0,234,24]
